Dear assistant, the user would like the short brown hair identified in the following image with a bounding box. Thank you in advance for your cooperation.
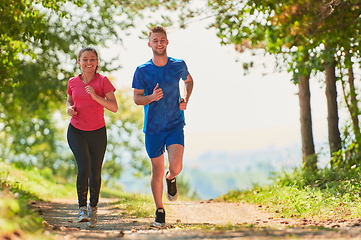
[148,26,167,39]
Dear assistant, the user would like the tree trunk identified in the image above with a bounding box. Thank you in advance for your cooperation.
[340,54,361,164]
[298,74,317,172]
[341,63,361,138]
[346,58,360,138]
[324,61,342,158]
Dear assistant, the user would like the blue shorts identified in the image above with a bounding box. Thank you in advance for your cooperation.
[145,128,184,158]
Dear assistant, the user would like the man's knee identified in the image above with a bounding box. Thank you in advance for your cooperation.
[169,162,183,176]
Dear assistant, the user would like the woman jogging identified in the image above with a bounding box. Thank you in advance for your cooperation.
[66,47,118,228]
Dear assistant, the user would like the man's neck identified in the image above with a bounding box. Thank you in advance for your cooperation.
[152,55,168,67]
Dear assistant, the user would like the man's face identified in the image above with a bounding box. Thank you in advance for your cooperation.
[148,32,169,56]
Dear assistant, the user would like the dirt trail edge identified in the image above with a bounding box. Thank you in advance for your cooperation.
[34,198,361,240]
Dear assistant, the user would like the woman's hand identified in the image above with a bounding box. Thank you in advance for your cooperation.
[67,105,77,116]
[85,85,97,99]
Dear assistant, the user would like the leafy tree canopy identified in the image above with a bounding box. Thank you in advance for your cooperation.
[203,0,361,80]
[0,0,187,175]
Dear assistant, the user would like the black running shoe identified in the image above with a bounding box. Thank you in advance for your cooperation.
[166,172,178,201]
[153,208,165,227]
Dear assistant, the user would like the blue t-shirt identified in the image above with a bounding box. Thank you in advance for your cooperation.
[132,57,189,135]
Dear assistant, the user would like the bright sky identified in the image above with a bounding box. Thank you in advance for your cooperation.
[102,20,341,162]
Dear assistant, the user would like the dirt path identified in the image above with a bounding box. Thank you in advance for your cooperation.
[34,198,361,239]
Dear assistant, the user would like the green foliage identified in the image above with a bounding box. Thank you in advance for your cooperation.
[197,0,361,169]
[1,0,184,182]
[1,0,122,164]
[103,88,150,184]
[201,0,361,87]
[0,161,74,200]
[218,166,361,220]
[110,89,147,168]
[0,159,154,239]
[206,0,360,79]
[0,161,74,239]
[3,86,148,185]
[0,191,52,239]
[330,122,361,169]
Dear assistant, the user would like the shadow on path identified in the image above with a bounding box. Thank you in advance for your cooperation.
[34,198,361,240]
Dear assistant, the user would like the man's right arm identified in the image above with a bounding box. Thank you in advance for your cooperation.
[133,84,163,105]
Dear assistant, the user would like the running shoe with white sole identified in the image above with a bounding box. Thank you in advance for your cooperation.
[153,208,165,227]
[166,171,178,201]
[77,206,89,222]
[86,203,98,228]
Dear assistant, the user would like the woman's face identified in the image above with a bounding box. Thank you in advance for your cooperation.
[78,51,98,74]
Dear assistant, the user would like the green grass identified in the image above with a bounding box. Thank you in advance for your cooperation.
[100,186,154,218]
[0,161,72,239]
[0,161,154,239]
[217,166,361,220]
[113,193,154,218]
[1,167,74,200]
[3,158,361,239]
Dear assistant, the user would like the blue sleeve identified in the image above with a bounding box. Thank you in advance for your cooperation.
[132,67,144,90]
[181,60,189,80]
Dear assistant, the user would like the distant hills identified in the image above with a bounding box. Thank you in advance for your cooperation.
[118,143,318,200]
[181,144,303,199]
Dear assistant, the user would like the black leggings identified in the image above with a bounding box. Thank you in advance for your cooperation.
[67,124,107,208]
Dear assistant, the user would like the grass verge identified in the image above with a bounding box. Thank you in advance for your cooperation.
[217,166,361,221]
[0,161,74,239]
[0,161,154,239]
[5,158,361,237]
[101,187,154,218]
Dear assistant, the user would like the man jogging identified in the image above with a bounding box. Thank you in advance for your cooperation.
[132,26,194,227]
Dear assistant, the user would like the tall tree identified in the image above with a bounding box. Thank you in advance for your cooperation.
[298,72,318,171]
[324,56,342,156]
[340,51,361,161]
[343,53,360,139]
[316,0,361,163]
[201,0,320,171]
[176,0,361,170]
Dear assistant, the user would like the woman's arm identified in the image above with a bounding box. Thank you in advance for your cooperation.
[103,91,118,113]
[66,94,77,116]
[86,85,118,113]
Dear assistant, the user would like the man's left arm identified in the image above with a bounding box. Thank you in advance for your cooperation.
[180,73,194,110]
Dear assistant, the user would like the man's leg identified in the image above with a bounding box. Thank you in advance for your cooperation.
[164,144,184,201]
[166,144,184,180]
[150,154,165,209]
[145,132,168,226]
